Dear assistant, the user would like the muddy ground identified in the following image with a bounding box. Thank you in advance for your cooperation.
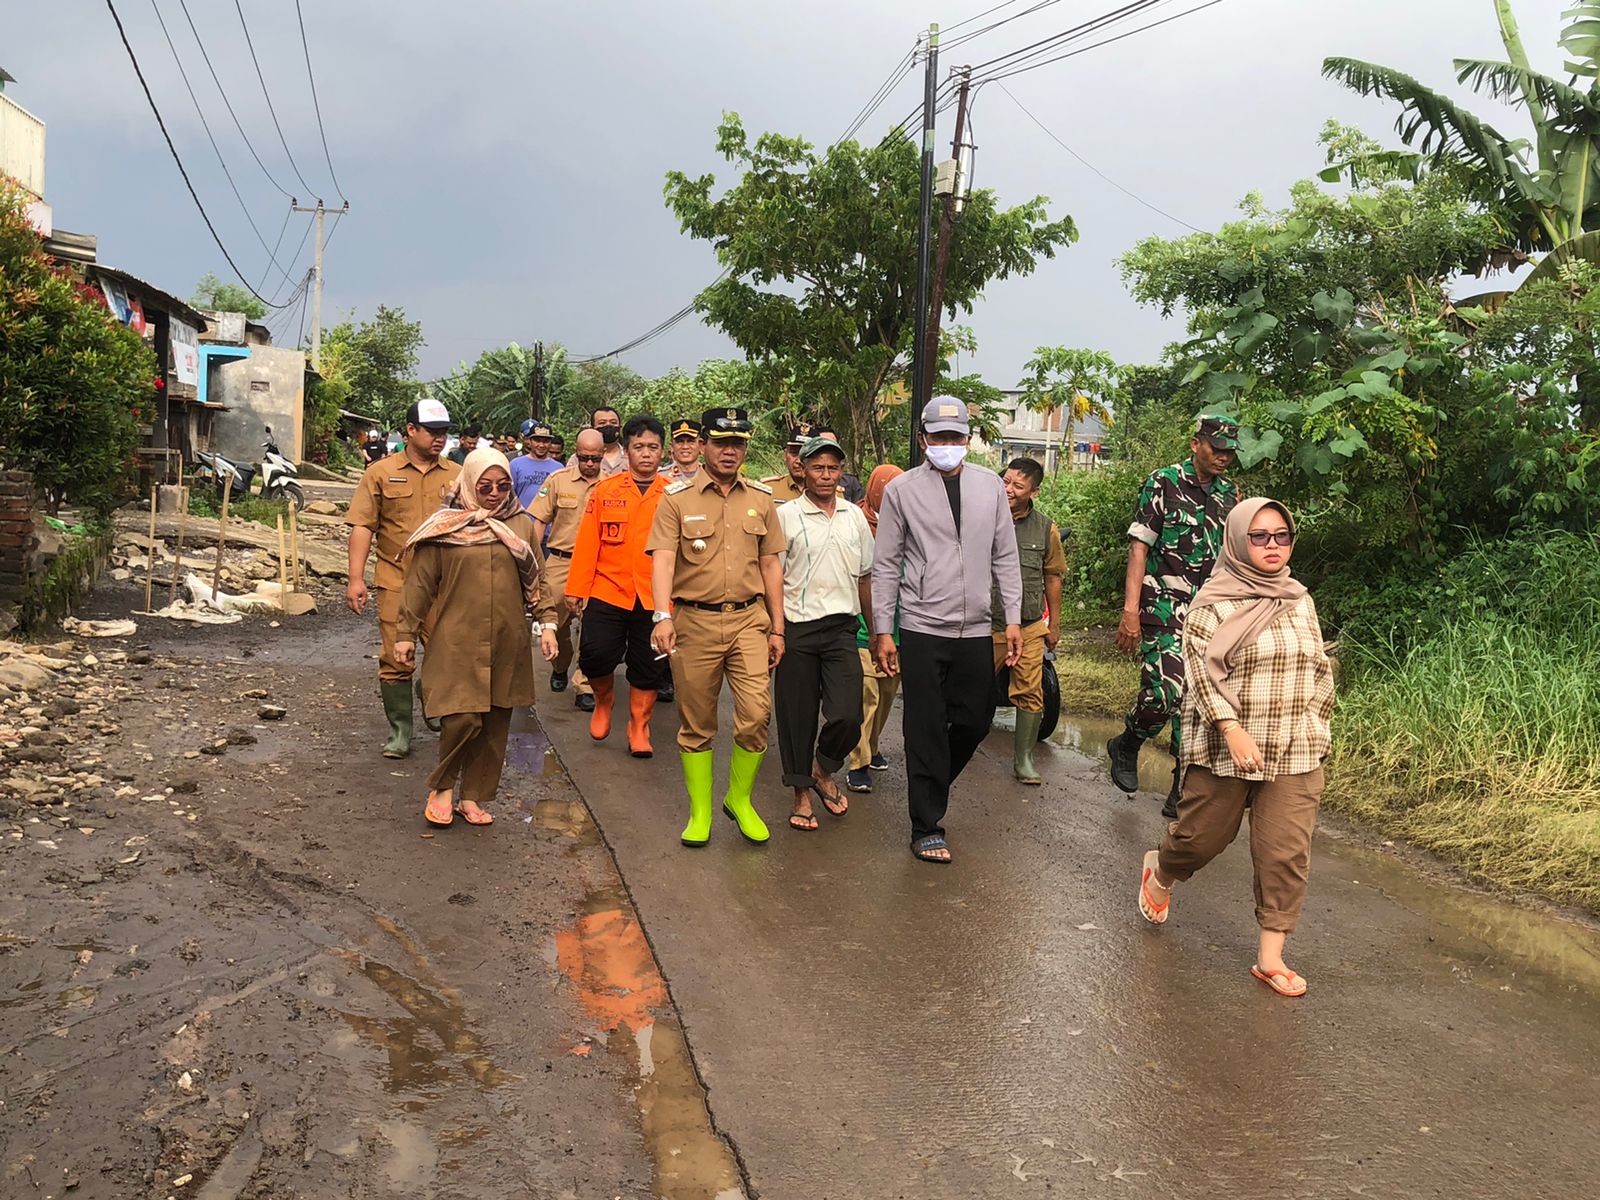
[0,582,733,1199]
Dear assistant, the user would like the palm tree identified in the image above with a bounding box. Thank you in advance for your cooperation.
[1018,347,1119,474]
[1324,0,1600,254]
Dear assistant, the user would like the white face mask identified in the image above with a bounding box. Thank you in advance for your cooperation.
[924,444,967,472]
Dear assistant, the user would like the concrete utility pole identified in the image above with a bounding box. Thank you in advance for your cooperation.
[290,199,349,371]
[909,23,939,468]
[920,66,973,408]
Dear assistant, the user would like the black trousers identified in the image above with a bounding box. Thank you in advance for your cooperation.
[773,613,864,788]
[899,628,998,842]
[578,598,668,691]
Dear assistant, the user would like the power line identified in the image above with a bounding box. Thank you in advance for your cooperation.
[966,0,1164,77]
[945,0,1030,34]
[233,0,320,199]
[293,0,345,202]
[146,0,292,284]
[979,0,1224,82]
[836,45,917,145]
[266,210,315,302]
[105,0,289,308]
[256,204,292,292]
[944,0,1066,50]
[997,82,1202,231]
[175,0,292,199]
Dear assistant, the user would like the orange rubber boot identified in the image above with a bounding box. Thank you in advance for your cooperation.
[589,676,615,741]
[627,688,658,758]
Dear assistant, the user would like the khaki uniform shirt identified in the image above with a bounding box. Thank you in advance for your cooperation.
[345,452,461,590]
[648,471,786,604]
[759,473,804,504]
[397,512,538,716]
[663,460,702,485]
[568,445,627,479]
[528,465,599,554]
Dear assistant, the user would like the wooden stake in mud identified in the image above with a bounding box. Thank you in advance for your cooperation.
[288,502,303,593]
[276,513,289,601]
[143,484,159,612]
[167,463,186,607]
[211,476,233,600]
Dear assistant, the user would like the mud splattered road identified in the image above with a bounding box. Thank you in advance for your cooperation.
[0,585,738,1199]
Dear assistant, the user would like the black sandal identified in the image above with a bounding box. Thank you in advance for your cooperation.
[811,782,848,817]
[789,811,819,831]
[911,834,952,863]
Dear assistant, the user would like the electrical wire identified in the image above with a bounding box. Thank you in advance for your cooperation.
[293,0,345,202]
[943,0,1066,50]
[836,46,917,145]
[147,0,291,284]
[944,0,1030,34]
[266,211,315,303]
[256,204,292,292]
[966,0,1164,77]
[175,0,292,199]
[978,0,1224,82]
[997,82,1202,230]
[106,0,289,307]
[233,0,320,199]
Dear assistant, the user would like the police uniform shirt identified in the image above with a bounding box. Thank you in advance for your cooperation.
[648,472,787,603]
[345,451,461,590]
[528,466,599,553]
[760,473,805,504]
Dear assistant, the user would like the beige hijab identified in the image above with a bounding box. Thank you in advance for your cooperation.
[405,447,540,603]
[1188,497,1307,713]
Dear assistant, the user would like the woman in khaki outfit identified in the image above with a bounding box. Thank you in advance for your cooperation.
[1137,497,1334,998]
[396,448,541,827]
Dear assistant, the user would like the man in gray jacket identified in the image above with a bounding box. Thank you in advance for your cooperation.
[872,397,1023,863]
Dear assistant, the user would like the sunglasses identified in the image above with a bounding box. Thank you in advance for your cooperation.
[476,479,512,496]
[575,454,603,463]
[1247,530,1294,547]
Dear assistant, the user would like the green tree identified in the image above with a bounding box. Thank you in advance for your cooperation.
[664,114,1077,463]
[0,181,155,513]
[189,271,267,320]
[1018,347,1121,474]
[319,305,424,428]
[1323,0,1600,254]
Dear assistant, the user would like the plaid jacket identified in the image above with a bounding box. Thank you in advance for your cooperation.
[1180,594,1335,780]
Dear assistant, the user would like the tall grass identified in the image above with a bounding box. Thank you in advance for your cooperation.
[1326,532,1600,910]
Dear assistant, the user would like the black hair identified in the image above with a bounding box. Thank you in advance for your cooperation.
[463,425,482,438]
[1005,457,1045,490]
[622,414,665,446]
[592,406,622,423]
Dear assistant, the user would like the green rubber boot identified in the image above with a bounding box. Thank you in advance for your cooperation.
[416,678,441,733]
[1013,709,1044,785]
[380,681,414,758]
[720,745,770,844]
[680,751,715,847]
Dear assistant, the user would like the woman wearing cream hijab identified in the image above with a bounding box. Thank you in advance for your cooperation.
[1136,497,1335,998]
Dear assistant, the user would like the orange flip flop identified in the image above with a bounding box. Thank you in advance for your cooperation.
[455,802,494,826]
[1138,850,1170,925]
[1251,965,1307,997]
[425,791,454,827]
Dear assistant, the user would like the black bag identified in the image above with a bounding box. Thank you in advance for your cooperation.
[992,653,1061,744]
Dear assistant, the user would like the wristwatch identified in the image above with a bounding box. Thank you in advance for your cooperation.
[651,610,673,624]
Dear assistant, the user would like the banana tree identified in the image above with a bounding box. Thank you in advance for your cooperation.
[1018,347,1120,474]
[1323,0,1600,254]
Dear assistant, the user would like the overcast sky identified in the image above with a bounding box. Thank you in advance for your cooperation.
[8,0,1564,388]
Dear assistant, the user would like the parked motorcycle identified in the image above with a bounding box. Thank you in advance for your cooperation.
[193,448,257,502]
[259,427,305,508]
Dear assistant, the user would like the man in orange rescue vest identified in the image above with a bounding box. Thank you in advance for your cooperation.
[565,414,670,757]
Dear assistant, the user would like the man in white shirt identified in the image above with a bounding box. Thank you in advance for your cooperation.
[773,437,877,831]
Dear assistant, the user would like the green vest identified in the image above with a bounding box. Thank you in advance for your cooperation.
[994,506,1053,629]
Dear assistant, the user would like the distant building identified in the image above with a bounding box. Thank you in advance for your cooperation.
[981,390,1110,473]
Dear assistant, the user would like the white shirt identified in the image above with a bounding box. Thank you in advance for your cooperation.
[776,493,875,624]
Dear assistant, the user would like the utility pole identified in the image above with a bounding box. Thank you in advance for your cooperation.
[289,199,349,372]
[921,67,972,407]
[909,23,939,468]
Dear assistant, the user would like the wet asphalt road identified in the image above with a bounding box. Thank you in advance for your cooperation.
[542,681,1600,1200]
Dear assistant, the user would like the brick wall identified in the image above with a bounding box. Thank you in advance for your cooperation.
[0,470,38,605]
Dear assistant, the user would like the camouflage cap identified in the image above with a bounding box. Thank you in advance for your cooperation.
[1196,412,1240,451]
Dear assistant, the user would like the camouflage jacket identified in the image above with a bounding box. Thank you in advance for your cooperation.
[1127,459,1240,629]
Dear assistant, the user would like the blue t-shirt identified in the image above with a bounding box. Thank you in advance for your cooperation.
[510,455,562,509]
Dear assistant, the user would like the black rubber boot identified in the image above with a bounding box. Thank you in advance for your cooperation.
[1162,758,1181,820]
[1105,730,1142,794]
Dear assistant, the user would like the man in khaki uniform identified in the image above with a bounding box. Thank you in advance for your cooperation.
[663,417,703,485]
[649,407,787,848]
[532,427,604,706]
[345,398,461,757]
[759,420,814,503]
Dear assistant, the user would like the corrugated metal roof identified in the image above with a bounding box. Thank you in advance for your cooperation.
[93,264,207,327]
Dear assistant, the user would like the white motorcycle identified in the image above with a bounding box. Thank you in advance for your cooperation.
[259,426,306,508]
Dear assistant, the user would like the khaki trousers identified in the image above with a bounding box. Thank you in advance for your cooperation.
[670,604,772,754]
[1158,764,1324,933]
[376,587,436,685]
[427,706,514,804]
[540,554,590,695]
[992,617,1048,712]
[848,647,899,770]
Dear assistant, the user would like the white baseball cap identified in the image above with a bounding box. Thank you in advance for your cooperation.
[407,398,452,430]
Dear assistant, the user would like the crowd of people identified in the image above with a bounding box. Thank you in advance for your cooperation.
[344,395,1335,996]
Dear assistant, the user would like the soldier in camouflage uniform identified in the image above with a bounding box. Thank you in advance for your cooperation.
[1106,413,1242,819]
